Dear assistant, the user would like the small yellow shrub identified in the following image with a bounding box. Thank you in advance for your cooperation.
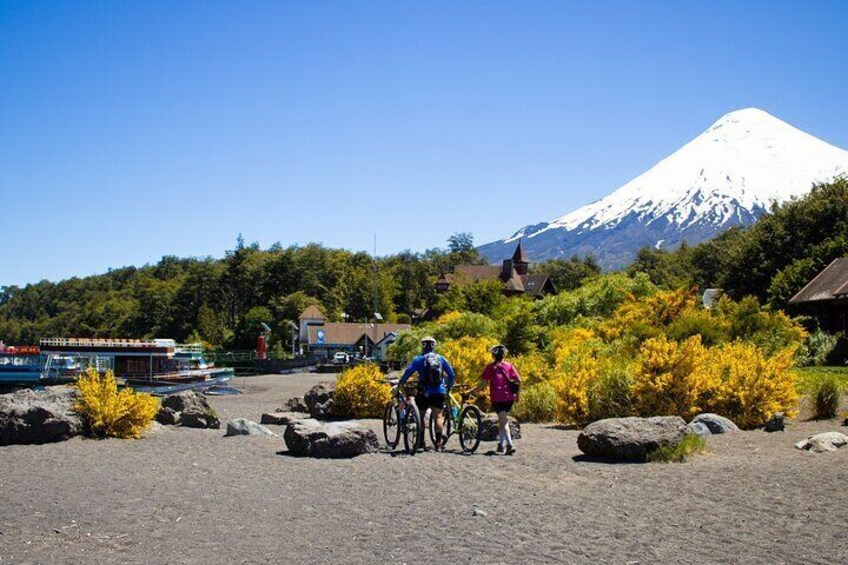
[334,364,391,418]
[632,335,717,420]
[710,342,798,428]
[75,368,160,439]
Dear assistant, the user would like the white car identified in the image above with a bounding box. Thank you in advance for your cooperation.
[332,352,349,365]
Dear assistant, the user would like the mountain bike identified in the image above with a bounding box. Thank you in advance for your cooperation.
[428,384,483,453]
[382,379,422,454]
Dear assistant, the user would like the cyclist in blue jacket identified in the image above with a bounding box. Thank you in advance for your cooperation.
[393,336,456,451]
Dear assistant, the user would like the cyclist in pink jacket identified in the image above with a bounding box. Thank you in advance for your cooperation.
[468,344,521,455]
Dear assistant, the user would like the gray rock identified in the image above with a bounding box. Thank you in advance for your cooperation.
[764,412,785,433]
[156,391,220,429]
[261,411,310,426]
[480,413,521,441]
[284,419,378,458]
[687,421,712,437]
[795,432,848,453]
[0,386,83,445]
[304,382,336,419]
[577,416,689,461]
[691,413,739,434]
[225,418,278,437]
[283,397,309,413]
[472,508,488,517]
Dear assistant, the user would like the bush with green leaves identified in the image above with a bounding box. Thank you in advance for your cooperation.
[812,375,841,420]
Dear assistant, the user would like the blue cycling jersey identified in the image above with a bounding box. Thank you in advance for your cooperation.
[398,353,456,396]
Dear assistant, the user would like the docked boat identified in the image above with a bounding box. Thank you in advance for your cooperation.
[38,338,234,389]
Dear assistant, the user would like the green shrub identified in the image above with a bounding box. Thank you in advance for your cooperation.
[647,434,707,463]
[812,375,841,420]
[512,382,557,423]
[587,362,633,422]
[798,329,840,367]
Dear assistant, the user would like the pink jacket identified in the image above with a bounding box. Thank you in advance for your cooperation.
[482,361,520,403]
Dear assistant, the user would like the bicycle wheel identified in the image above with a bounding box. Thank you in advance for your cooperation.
[458,405,483,453]
[402,402,422,454]
[429,403,453,447]
[383,401,400,449]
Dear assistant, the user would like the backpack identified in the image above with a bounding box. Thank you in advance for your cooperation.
[419,352,444,390]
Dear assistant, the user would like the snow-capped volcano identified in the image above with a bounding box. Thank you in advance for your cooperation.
[478,108,848,270]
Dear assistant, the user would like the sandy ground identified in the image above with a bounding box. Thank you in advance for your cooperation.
[1,373,848,564]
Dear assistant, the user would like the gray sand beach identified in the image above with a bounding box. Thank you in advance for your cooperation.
[2,374,847,564]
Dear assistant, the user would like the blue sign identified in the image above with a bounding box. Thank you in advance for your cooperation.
[317,329,325,345]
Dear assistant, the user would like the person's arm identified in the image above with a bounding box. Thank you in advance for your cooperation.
[465,365,490,398]
[398,356,421,386]
[508,363,521,382]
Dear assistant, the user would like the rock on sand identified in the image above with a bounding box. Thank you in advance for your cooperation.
[480,413,521,441]
[577,416,688,461]
[0,386,82,446]
[225,418,278,437]
[795,432,848,453]
[284,419,378,458]
[304,382,336,419]
[690,413,739,434]
[157,391,220,429]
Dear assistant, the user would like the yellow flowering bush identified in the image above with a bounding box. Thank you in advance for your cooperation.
[551,355,599,426]
[75,368,160,439]
[598,288,695,341]
[510,352,553,386]
[440,336,498,410]
[710,342,798,428]
[632,335,717,420]
[334,364,391,418]
[549,327,598,366]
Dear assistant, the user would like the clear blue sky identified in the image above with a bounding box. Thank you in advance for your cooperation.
[2,1,847,286]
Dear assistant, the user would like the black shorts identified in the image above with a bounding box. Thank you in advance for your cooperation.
[492,400,514,414]
[415,392,446,412]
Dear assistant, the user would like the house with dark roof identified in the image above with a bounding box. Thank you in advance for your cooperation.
[296,306,411,358]
[788,257,848,332]
[435,240,555,299]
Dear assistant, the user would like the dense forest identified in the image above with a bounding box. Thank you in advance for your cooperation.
[2,177,845,350]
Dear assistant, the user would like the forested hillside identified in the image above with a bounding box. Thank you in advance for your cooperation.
[627,177,848,310]
[0,234,484,349]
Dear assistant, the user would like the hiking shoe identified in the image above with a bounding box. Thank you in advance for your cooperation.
[496,444,504,453]
[505,445,516,456]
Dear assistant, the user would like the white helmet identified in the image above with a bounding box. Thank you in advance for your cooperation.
[421,336,437,348]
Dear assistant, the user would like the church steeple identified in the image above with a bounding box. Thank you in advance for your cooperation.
[512,240,529,275]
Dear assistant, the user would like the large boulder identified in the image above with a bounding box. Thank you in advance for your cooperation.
[691,413,739,435]
[304,382,336,419]
[284,419,378,458]
[480,413,521,441]
[261,411,310,426]
[795,432,848,453]
[225,418,278,437]
[0,386,83,445]
[156,391,220,429]
[577,416,689,461]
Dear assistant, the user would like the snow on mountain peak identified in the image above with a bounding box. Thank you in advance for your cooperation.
[503,108,848,244]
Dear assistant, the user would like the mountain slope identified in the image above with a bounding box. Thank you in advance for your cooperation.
[479,108,848,270]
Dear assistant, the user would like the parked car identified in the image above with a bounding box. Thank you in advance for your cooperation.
[332,352,349,365]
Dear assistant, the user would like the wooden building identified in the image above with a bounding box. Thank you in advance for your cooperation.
[788,257,848,332]
[435,240,555,298]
